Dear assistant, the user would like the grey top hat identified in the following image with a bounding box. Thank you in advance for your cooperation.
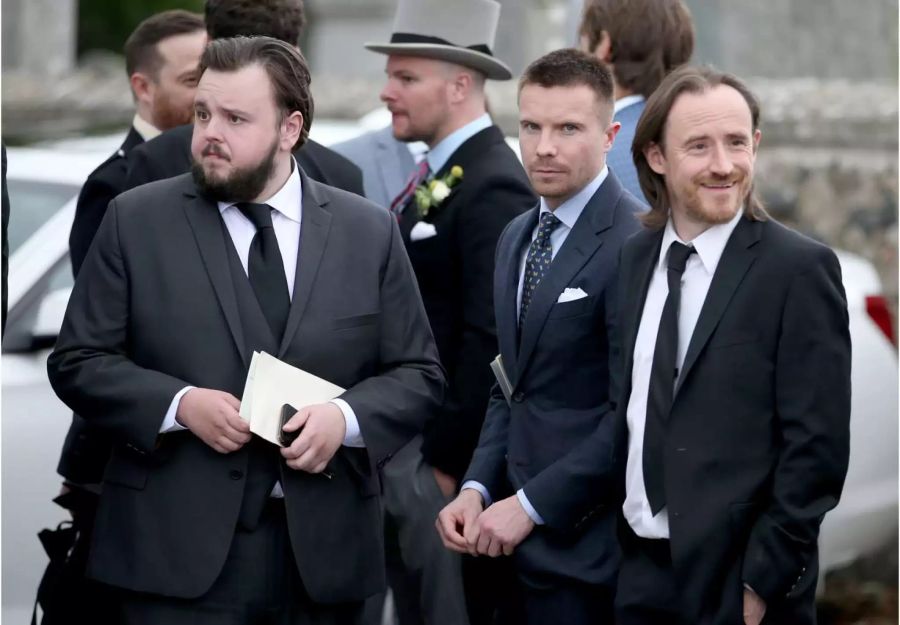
[365,0,512,81]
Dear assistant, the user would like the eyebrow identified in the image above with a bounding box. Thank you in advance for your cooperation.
[192,100,253,119]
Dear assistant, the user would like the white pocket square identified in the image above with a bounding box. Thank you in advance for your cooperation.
[410,221,438,242]
[557,287,589,303]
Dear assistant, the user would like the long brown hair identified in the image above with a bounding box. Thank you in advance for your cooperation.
[632,65,767,230]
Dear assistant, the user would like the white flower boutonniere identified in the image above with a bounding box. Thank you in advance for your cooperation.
[415,165,463,220]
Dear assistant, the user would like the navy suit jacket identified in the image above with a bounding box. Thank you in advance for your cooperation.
[464,172,641,589]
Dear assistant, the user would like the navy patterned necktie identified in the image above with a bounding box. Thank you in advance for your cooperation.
[236,202,291,340]
[519,211,562,327]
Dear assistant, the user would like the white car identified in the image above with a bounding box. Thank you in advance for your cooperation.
[2,130,897,622]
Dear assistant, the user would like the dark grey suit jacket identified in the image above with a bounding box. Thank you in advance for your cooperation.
[47,169,445,603]
[464,173,642,589]
[613,216,851,624]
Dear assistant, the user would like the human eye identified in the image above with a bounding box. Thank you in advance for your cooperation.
[520,121,538,133]
[229,114,244,124]
[195,108,210,122]
[562,123,579,134]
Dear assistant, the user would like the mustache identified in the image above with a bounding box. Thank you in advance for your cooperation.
[202,144,230,160]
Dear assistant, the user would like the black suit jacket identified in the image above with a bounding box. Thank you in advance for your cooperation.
[69,126,144,276]
[57,125,364,485]
[400,125,536,481]
[614,216,851,624]
[47,171,444,602]
[464,173,642,589]
[124,123,364,196]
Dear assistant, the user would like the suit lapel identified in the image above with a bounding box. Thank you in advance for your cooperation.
[621,231,663,395]
[515,177,621,376]
[674,217,762,396]
[278,170,332,356]
[182,190,247,363]
[495,208,538,386]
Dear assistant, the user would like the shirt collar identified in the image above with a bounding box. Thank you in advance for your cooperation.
[538,166,609,230]
[658,208,744,274]
[426,113,492,174]
[132,114,161,142]
[218,158,303,224]
[614,94,645,115]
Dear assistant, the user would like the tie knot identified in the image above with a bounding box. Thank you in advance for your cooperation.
[237,202,274,230]
[536,211,561,240]
[667,241,695,273]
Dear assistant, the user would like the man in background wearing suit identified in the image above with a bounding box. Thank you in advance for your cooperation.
[123,0,364,197]
[578,0,694,201]
[69,10,206,275]
[48,36,443,624]
[332,124,419,209]
[438,49,641,625]
[613,65,850,625]
[365,1,536,624]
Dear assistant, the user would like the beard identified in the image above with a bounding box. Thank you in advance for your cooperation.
[678,172,751,226]
[152,90,194,131]
[191,138,279,203]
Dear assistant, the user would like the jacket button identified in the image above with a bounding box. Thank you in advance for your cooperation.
[512,392,525,403]
[229,470,244,480]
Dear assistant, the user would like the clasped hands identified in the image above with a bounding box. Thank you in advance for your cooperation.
[436,488,535,557]
[176,387,344,473]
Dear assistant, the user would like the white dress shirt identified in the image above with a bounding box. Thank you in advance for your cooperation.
[623,209,743,538]
[462,167,609,523]
[159,161,365,455]
[131,113,161,143]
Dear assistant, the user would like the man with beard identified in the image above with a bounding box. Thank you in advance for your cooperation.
[47,36,444,625]
[365,1,536,623]
[68,9,206,275]
[437,49,641,625]
[123,0,363,197]
[613,66,850,625]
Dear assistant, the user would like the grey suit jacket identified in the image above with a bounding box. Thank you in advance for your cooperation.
[47,169,445,602]
[331,125,417,208]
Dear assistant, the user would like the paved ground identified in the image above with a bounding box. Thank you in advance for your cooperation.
[818,540,898,625]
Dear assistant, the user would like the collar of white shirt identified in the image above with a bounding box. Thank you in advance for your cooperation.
[613,94,645,115]
[427,113,493,174]
[658,208,744,275]
[132,113,161,142]
[217,159,303,224]
[537,166,609,229]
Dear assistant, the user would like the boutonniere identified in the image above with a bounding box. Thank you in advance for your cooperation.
[415,165,463,220]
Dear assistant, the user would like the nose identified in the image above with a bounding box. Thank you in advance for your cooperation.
[535,130,556,158]
[709,143,734,176]
[380,80,395,104]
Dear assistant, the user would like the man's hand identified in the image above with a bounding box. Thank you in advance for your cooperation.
[432,467,458,499]
[176,388,249,453]
[436,489,484,554]
[472,494,535,557]
[280,403,346,473]
[743,587,766,625]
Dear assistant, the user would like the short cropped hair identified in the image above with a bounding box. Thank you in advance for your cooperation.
[579,0,694,99]
[204,0,306,46]
[199,36,314,149]
[632,65,767,229]
[518,48,615,120]
[124,10,205,78]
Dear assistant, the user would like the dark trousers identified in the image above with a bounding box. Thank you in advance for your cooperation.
[462,554,525,625]
[119,500,363,625]
[614,528,682,625]
[521,582,614,625]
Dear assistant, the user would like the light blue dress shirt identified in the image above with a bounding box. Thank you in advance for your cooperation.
[426,113,493,174]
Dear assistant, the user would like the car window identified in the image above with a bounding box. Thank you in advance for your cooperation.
[6,180,79,254]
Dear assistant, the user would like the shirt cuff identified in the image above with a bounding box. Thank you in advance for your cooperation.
[330,398,365,448]
[461,480,492,507]
[516,488,545,525]
[160,386,194,433]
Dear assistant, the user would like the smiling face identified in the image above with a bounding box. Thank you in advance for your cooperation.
[518,83,619,209]
[190,63,300,202]
[148,30,207,130]
[644,84,761,234]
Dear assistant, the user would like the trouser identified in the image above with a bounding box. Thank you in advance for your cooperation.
[614,526,682,625]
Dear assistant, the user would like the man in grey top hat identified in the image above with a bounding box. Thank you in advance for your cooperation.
[366,1,536,624]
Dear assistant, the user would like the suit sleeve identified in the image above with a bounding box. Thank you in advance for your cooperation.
[69,167,123,277]
[742,247,851,603]
[462,383,513,500]
[518,260,623,530]
[47,200,190,454]
[337,211,446,466]
[420,178,534,479]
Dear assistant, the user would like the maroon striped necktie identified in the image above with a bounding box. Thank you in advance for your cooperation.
[389,159,430,216]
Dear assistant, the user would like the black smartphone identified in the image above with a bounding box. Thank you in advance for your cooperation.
[279,403,300,447]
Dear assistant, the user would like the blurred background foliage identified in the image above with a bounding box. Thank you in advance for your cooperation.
[77,0,204,57]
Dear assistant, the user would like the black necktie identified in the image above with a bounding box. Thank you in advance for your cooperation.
[236,202,291,340]
[520,211,561,327]
[643,241,696,515]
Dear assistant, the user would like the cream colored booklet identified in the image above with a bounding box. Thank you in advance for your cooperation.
[239,351,345,446]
